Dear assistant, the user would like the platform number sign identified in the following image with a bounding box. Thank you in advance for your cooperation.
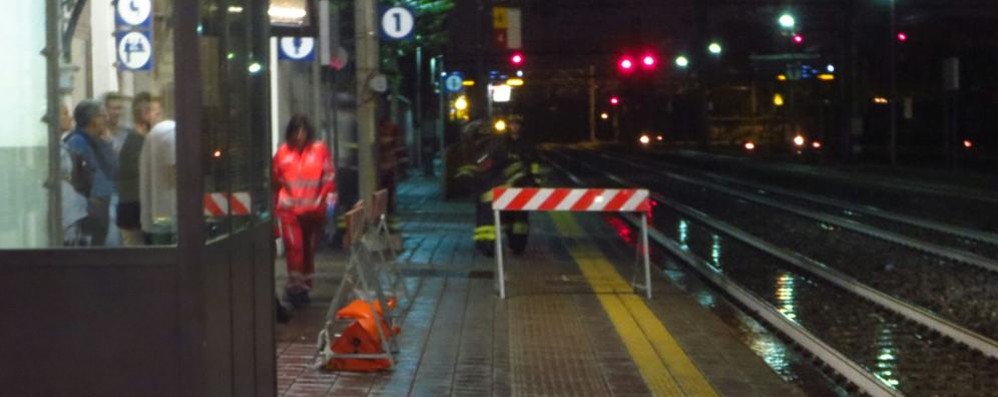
[115,0,154,71]
[380,6,415,40]
[444,72,464,94]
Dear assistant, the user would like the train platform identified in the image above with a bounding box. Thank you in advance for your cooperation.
[275,174,806,397]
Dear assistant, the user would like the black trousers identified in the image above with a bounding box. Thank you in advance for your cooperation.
[81,196,111,246]
[474,190,529,255]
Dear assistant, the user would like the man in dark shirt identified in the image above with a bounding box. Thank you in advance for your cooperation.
[116,93,162,246]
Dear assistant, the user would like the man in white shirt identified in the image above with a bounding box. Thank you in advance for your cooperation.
[139,120,177,243]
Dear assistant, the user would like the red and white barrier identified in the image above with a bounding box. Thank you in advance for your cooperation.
[491,187,652,299]
[492,188,650,212]
[204,192,252,217]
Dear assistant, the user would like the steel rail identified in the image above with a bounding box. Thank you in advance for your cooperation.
[589,151,998,274]
[553,150,998,360]
[600,152,998,247]
[544,155,904,397]
[657,149,998,205]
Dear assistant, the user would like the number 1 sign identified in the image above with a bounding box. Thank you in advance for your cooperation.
[380,6,415,40]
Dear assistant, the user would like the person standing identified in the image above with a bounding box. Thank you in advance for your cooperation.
[117,93,161,245]
[273,114,336,307]
[64,99,117,246]
[58,102,89,246]
[103,92,132,156]
[139,119,177,244]
[468,116,539,256]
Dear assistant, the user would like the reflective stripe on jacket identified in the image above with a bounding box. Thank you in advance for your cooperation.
[273,141,336,215]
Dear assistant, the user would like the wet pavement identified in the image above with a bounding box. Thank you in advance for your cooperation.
[274,174,807,396]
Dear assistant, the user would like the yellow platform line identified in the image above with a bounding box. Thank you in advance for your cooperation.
[550,213,719,397]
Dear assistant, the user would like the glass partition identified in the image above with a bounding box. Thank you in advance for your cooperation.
[199,0,272,242]
[1,0,178,248]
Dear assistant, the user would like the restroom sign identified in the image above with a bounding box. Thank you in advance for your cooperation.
[279,37,316,61]
[116,0,153,28]
[116,30,153,71]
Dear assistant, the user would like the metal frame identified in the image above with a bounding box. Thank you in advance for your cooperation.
[492,205,652,300]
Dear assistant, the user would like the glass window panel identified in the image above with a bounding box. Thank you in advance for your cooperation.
[0,0,178,248]
[200,0,272,242]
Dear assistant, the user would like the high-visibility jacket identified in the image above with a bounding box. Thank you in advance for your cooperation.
[273,141,336,215]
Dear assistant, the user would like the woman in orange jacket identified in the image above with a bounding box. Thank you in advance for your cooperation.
[273,114,336,307]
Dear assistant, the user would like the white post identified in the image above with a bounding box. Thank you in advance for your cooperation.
[641,212,652,299]
[494,209,506,299]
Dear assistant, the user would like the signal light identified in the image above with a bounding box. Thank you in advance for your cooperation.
[618,56,635,73]
[610,96,620,106]
[510,52,524,66]
[641,54,657,69]
[792,34,804,45]
[897,32,908,42]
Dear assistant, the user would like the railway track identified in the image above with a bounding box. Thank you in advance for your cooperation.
[545,150,998,396]
[558,149,998,342]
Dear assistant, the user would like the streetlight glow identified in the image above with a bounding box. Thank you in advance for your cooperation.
[779,14,796,29]
[454,95,469,111]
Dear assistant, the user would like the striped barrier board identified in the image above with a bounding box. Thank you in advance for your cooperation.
[492,188,651,212]
[204,192,251,217]
[491,187,652,299]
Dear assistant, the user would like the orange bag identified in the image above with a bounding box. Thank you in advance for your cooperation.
[324,299,400,372]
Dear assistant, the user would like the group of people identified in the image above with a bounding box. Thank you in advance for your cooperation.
[59,93,176,247]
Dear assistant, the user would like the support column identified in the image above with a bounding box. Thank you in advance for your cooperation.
[355,0,379,203]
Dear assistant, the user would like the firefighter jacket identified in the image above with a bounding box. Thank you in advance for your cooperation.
[476,135,539,190]
[273,141,336,215]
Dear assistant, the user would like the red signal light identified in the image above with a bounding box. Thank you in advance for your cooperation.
[510,52,524,66]
[610,96,620,106]
[792,34,804,45]
[618,56,635,73]
[897,32,908,42]
[641,54,657,69]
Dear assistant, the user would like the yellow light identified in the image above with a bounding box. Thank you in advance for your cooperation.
[964,139,974,149]
[773,93,785,107]
[454,96,469,111]
[600,112,609,120]
[777,74,787,81]
[793,135,805,147]
[812,141,823,149]
[494,119,507,132]
[873,97,889,104]
[639,135,651,145]
[462,80,475,87]
[213,150,222,158]
[506,78,524,86]
[744,142,756,151]
[817,73,835,81]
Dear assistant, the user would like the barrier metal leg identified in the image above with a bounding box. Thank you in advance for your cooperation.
[355,246,397,367]
[641,212,652,299]
[494,210,506,299]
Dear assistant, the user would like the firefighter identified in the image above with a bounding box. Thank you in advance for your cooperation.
[467,116,540,257]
